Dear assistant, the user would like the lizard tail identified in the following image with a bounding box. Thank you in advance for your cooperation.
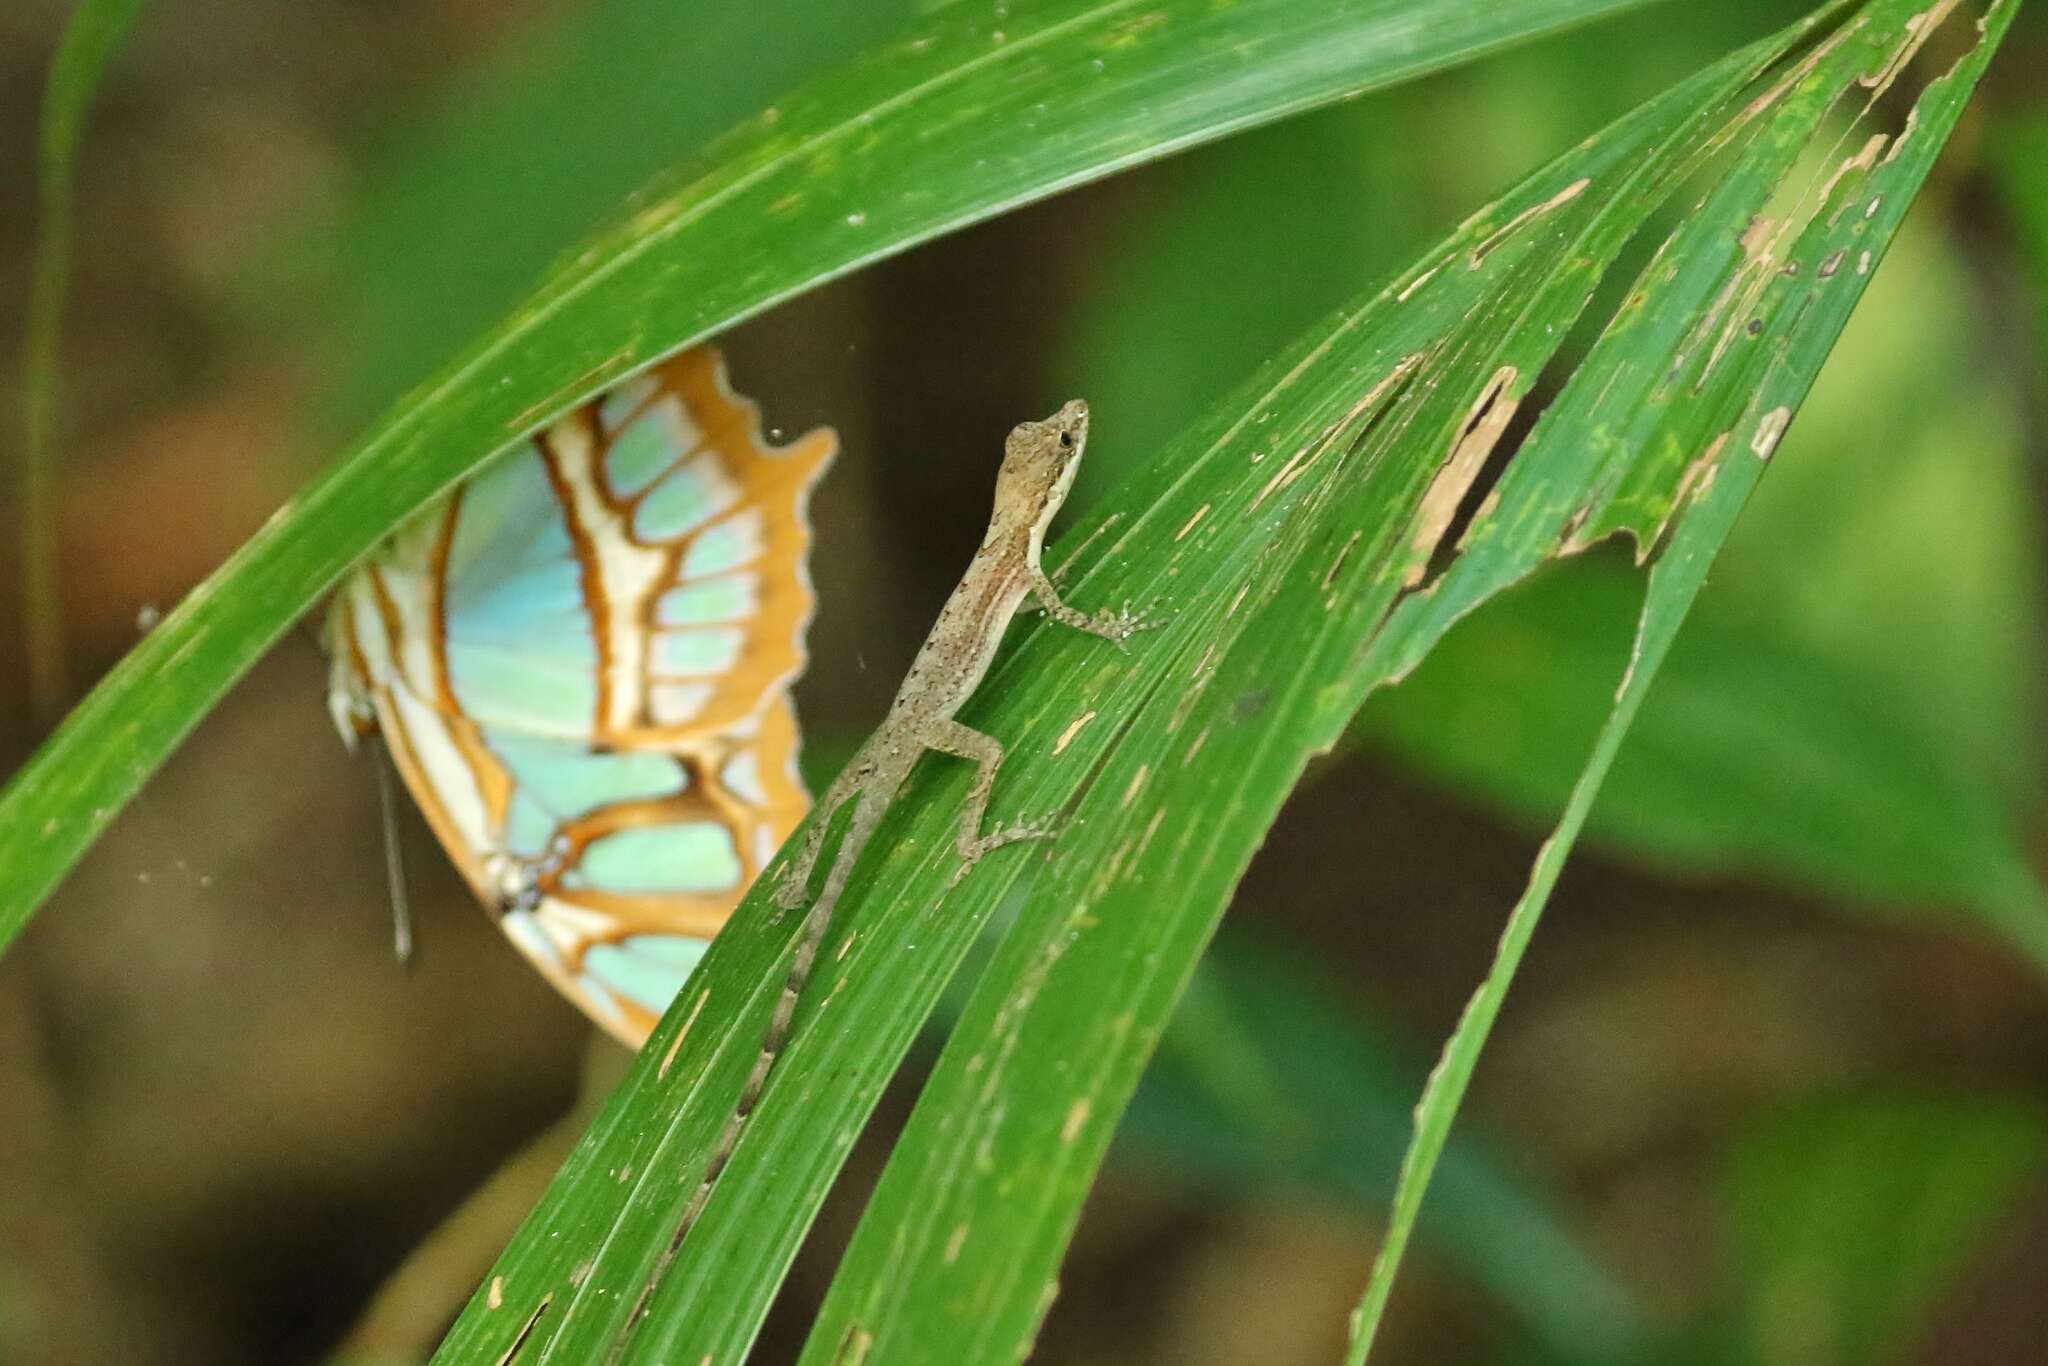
[605,836,859,1360]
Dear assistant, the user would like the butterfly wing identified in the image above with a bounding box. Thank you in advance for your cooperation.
[329,346,834,1045]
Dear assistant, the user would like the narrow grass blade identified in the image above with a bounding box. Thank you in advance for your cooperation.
[19,0,152,725]
[1350,2,2022,1355]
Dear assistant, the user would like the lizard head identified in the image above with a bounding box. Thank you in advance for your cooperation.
[995,399,1091,542]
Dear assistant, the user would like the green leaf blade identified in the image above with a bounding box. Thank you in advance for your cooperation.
[0,0,1669,954]
[1353,0,2026,1355]
[804,19,1824,1362]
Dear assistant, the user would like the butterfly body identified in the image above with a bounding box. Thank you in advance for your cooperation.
[328,347,835,1045]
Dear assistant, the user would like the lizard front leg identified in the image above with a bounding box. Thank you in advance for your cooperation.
[924,719,1056,873]
[1027,568,1151,646]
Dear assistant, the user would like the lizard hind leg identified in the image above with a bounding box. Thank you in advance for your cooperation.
[926,719,1058,878]
[773,761,864,911]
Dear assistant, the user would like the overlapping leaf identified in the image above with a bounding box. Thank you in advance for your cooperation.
[0,0,1667,955]
[12,0,2017,1359]
[1363,216,2046,961]
[1060,3,2045,958]
[413,3,2018,1362]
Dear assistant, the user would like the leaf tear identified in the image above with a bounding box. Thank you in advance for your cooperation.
[1403,366,1520,588]
[659,988,711,1079]
[1750,406,1792,460]
[1466,177,1590,268]
[491,1294,550,1366]
[1053,710,1098,755]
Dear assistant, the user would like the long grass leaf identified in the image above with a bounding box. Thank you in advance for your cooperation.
[18,0,152,724]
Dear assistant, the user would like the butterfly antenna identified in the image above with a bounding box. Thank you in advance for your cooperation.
[373,738,416,968]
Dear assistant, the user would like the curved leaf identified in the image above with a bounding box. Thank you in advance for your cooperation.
[422,3,2022,1363]
[0,0,1665,955]
[302,0,918,432]
[1364,216,2046,955]
[1352,1,2022,1352]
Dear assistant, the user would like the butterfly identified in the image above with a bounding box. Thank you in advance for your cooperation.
[326,346,836,1046]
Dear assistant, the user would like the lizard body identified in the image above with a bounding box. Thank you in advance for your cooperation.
[612,399,1144,1355]
[776,397,1144,913]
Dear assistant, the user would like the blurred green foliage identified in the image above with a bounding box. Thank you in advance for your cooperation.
[1723,1093,2044,1365]
[9,0,2043,1361]
[1128,930,1651,1363]
[293,0,913,430]
[1994,107,2048,310]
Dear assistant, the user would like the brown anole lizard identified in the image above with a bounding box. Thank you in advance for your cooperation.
[609,398,1147,1356]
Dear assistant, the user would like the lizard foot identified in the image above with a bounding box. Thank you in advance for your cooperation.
[951,819,1058,884]
[1093,601,1165,650]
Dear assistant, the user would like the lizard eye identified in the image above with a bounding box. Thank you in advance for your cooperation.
[1058,432,1073,449]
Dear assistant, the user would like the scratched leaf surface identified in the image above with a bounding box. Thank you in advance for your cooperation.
[1361,212,2048,961]
[1066,22,2048,960]
[410,3,2017,1363]
[0,0,1669,956]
